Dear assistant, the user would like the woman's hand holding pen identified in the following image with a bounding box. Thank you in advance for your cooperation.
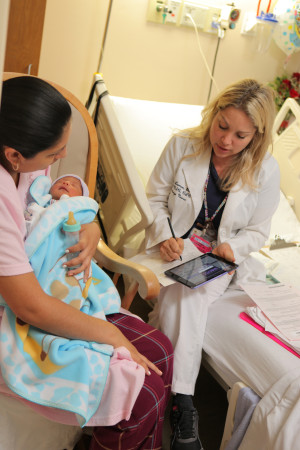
[160,237,184,262]
[161,217,184,261]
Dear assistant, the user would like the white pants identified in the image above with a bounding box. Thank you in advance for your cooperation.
[149,274,232,395]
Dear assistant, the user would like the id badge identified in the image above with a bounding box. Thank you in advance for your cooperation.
[190,234,212,253]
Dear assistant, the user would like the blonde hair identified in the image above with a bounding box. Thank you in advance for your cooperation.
[180,79,276,191]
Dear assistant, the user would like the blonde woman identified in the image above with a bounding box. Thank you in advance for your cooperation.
[145,79,280,450]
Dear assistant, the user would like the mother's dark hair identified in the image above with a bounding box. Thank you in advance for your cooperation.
[0,76,72,158]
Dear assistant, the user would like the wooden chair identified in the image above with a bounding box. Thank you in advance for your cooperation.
[2,72,160,310]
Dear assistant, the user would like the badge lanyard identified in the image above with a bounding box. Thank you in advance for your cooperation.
[202,166,228,232]
[190,166,228,253]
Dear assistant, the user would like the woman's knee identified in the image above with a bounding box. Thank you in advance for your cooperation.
[148,328,174,378]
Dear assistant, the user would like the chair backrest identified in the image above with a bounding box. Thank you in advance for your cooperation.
[2,72,98,197]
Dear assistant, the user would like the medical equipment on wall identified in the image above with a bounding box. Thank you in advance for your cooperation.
[208,3,241,101]
[164,2,240,103]
[245,0,278,53]
[255,11,278,53]
[243,0,300,57]
[147,1,240,37]
[217,3,241,37]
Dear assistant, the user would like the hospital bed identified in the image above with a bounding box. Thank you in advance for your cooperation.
[91,77,300,449]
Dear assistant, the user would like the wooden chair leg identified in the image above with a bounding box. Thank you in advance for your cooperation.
[121,280,139,310]
[112,272,120,286]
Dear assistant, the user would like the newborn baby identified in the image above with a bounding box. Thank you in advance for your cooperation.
[25,174,89,235]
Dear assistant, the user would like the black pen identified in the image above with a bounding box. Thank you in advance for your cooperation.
[167,217,182,261]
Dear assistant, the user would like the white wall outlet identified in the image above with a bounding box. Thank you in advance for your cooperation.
[180,2,208,29]
[165,0,182,25]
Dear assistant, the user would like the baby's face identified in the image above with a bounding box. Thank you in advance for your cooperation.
[50,176,83,199]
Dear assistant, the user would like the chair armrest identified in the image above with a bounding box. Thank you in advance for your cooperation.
[95,240,160,303]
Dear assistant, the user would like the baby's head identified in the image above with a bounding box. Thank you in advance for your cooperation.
[50,174,89,200]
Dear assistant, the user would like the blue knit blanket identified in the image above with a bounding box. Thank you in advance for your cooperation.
[0,195,120,426]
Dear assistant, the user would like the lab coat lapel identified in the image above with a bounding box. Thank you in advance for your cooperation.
[220,180,251,227]
[181,147,211,218]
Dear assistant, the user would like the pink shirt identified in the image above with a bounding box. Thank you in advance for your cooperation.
[0,166,50,276]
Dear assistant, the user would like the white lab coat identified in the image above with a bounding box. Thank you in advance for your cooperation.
[146,135,280,286]
[145,136,280,395]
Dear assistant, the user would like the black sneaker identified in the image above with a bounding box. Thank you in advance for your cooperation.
[170,401,203,450]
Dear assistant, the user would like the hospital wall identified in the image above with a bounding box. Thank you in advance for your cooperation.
[0,0,9,103]
[38,0,300,106]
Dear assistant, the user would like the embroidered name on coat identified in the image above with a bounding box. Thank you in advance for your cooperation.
[172,181,191,201]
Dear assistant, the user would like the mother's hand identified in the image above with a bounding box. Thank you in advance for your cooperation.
[124,341,163,376]
[65,221,101,280]
[160,237,184,262]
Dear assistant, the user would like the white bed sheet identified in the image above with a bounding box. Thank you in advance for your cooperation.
[204,188,300,397]
[203,288,300,398]
[268,191,300,245]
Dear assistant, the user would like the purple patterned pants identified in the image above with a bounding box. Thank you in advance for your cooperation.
[90,313,173,450]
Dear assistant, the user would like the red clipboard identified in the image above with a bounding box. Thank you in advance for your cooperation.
[239,312,300,359]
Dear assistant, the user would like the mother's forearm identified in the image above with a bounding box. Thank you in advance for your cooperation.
[0,272,121,347]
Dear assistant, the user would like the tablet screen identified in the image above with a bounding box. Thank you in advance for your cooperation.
[164,253,238,289]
